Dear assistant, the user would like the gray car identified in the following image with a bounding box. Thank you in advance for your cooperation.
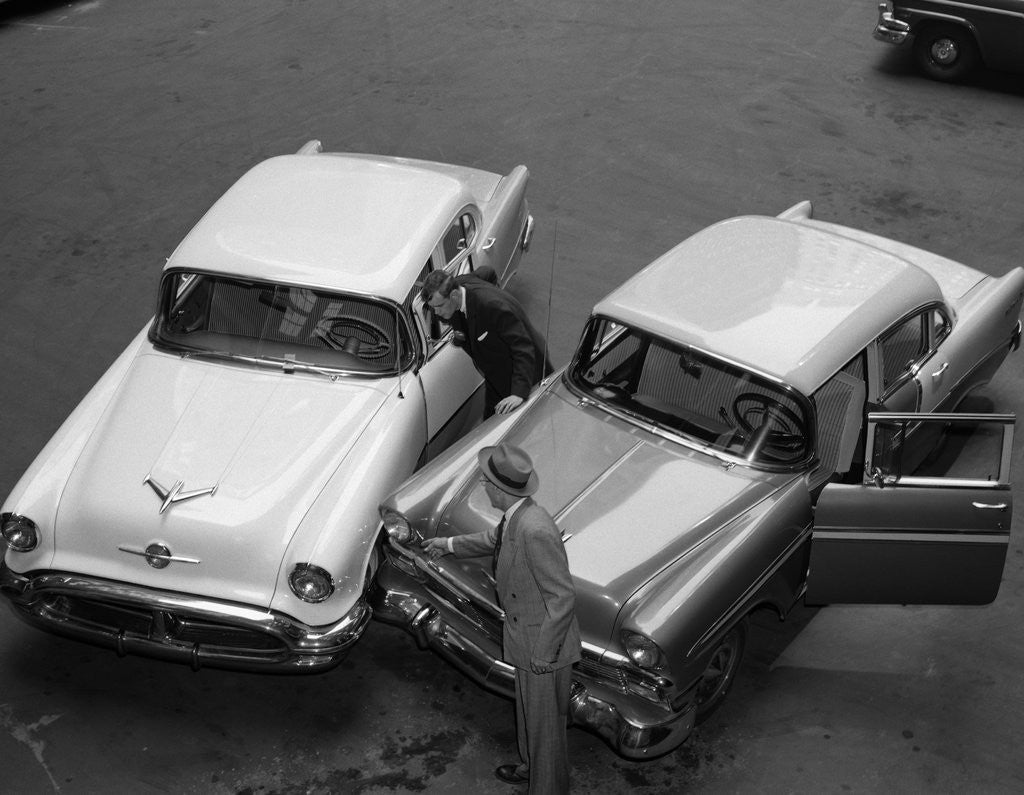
[874,0,1024,81]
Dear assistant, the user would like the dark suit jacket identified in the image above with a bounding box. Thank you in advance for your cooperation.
[450,274,552,403]
[451,499,581,670]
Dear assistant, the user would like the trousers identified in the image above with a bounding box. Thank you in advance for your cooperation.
[514,664,573,794]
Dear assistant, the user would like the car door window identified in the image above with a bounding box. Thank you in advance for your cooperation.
[868,412,1013,487]
[441,212,477,274]
[878,313,928,394]
[929,306,951,348]
[414,248,455,359]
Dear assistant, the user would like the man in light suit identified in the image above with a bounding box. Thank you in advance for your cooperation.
[423,443,580,793]
[421,270,551,417]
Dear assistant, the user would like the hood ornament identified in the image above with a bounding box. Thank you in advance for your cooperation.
[144,475,217,514]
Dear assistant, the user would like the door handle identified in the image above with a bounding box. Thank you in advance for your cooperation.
[931,362,949,379]
[481,237,496,251]
[972,502,1008,511]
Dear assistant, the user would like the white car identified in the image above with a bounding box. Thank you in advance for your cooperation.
[0,139,534,672]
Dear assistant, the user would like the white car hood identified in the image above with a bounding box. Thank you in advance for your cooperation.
[53,351,393,608]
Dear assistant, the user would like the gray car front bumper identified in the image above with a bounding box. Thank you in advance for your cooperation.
[370,554,697,759]
[874,5,912,45]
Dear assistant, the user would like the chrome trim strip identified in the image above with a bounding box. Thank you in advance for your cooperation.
[552,441,645,524]
[904,0,1024,21]
[812,530,1008,543]
[117,545,201,565]
[895,476,1009,489]
[868,411,1015,423]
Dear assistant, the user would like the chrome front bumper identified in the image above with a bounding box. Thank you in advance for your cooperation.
[874,5,911,45]
[0,562,371,673]
[371,555,696,759]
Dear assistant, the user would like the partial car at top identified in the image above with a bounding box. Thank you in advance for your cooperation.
[0,139,534,672]
[874,0,1024,81]
[374,200,1023,758]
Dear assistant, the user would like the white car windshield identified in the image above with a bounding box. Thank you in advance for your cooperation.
[569,317,812,467]
[152,271,415,374]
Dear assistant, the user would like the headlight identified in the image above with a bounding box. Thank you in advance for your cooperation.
[288,563,335,603]
[622,631,668,670]
[1,513,39,553]
[380,508,416,544]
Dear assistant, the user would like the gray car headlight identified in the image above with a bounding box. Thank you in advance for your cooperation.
[288,563,335,603]
[1,513,39,553]
[380,508,416,544]
[622,631,668,670]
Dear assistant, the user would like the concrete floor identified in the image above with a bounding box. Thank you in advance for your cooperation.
[2,1,1024,793]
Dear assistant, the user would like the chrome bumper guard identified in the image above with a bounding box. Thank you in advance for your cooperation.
[874,6,911,45]
[0,562,371,673]
[371,553,695,759]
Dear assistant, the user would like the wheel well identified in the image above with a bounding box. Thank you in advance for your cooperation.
[914,18,980,53]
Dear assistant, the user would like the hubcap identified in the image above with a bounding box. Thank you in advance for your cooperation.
[930,37,959,66]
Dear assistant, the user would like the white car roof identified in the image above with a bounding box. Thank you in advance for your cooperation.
[164,153,501,303]
[595,215,943,395]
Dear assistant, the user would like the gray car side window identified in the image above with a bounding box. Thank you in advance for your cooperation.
[878,313,928,392]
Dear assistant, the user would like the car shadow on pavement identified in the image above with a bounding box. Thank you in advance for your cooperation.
[0,0,72,24]
[873,45,1024,97]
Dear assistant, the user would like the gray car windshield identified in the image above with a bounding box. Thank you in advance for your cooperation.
[151,271,414,374]
[569,317,811,466]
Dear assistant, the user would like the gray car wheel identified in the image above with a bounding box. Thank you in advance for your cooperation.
[913,23,979,82]
[694,618,747,723]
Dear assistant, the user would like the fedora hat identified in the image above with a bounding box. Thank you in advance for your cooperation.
[478,443,538,497]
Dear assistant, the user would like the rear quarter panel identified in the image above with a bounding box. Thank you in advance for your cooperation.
[475,166,530,285]
[928,267,1024,411]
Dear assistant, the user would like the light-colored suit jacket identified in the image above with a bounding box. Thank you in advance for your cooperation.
[451,499,581,670]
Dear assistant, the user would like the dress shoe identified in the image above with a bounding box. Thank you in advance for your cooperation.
[494,764,529,784]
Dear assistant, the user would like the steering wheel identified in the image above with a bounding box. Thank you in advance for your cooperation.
[731,393,805,452]
[316,316,392,360]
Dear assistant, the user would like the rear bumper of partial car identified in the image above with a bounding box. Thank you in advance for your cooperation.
[874,5,911,45]
[0,562,371,673]
[370,554,697,759]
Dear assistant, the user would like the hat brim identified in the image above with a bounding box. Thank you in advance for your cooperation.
[477,446,538,497]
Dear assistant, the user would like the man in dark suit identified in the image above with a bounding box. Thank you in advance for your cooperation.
[423,443,580,793]
[420,269,551,417]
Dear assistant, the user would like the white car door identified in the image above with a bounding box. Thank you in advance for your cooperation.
[807,412,1014,606]
[410,289,485,461]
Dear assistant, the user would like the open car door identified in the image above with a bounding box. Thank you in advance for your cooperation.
[807,412,1014,606]
[409,289,485,461]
